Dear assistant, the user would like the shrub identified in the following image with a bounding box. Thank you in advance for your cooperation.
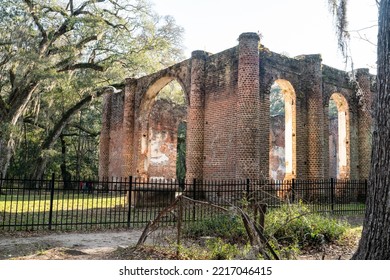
[205,238,252,260]
[183,214,248,244]
[265,203,349,247]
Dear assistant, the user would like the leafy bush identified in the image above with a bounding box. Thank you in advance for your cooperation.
[265,203,349,247]
[183,214,248,244]
[181,203,351,260]
[205,238,252,260]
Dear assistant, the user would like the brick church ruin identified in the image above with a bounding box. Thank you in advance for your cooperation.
[99,32,374,181]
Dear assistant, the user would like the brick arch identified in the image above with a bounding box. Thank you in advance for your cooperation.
[138,75,189,112]
[328,92,351,179]
[269,79,297,180]
[136,76,188,180]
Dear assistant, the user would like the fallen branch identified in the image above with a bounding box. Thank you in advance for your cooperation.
[237,207,280,260]
[136,196,181,246]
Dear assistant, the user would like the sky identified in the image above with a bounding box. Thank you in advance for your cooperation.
[152,0,378,73]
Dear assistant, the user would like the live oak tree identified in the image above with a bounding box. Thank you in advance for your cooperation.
[328,0,390,259]
[353,0,390,260]
[0,0,183,178]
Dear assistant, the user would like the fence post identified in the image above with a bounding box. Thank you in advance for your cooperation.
[258,204,267,236]
[246,178,250,204]
[127,176,133,228]
[364,179,368,203]
[192,178,196,221]
[291,178,295,203]
[330,178,335,213]
[48,173,55,230]
[0,172,3,193]
[176,196,183,259]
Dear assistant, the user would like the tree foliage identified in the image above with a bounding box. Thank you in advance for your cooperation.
[0,0,184,178]
[327,0,350,59]
[270,83,284,117]
[156,80,186,105]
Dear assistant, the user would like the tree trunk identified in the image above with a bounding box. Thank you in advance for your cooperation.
[352,0,390,259]
[0,136,14,177]
[60,135,72,189]
[0,83,39,177]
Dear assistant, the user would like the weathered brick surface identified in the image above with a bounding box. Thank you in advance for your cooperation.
[236,33,261,180]
[186,51,207,180]
[99,32,374,181]
[356,69,374,179]
[98,93,112,179]
[203,47,239,180]
[121,78,137,178]
[300,55,325,179]
[97,91,124,180]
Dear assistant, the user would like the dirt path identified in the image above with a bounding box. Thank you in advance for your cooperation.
[0,229,144,260]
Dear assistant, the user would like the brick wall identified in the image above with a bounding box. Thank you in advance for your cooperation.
[203,47,239,180]
[99,32,374,181]
[356,69,374,179]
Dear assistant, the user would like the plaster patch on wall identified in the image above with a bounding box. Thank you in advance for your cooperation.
[269,146,286,180]
[150,133,174,165]
[149,132,170,165]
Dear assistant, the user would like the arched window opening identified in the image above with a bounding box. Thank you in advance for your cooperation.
[269,79,296,180]
[329,93,350,179]
[146,80,187,181]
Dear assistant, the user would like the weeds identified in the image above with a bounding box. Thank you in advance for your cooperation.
[183,214,248,244]
[265,203,349,247]
[181,202,352,259]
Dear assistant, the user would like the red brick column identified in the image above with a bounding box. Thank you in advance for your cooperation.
[302,55,325,179]
[107,92,124,179]
[356,69,373,179]
[98,93,112,179]
[121,78,137,177]
[236,32,261,180]
[186,50,207,180]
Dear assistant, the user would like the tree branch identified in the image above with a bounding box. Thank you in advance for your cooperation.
[0,41,14,46]
[48,34,100,56]
[349,24,378,33]
[57,63,104,72]
[23,117,46,130]
[40,84,123,151]
[47,1,101,49]
[70,123,100,137]
[41,4,68,17]
[76,35,99,49]
[9,67,16,90]
[0,96,8,118]
[23,0,49,53]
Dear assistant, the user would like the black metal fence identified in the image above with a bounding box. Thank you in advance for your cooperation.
[0,175,367,231]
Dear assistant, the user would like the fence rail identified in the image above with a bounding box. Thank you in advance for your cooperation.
[0,175,367,231]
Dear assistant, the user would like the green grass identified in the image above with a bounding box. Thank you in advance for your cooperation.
[0,193,126,213]
[183,214,248,244]
[0,189,184,231]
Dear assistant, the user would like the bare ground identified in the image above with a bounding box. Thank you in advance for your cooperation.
[0,229,144,260]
